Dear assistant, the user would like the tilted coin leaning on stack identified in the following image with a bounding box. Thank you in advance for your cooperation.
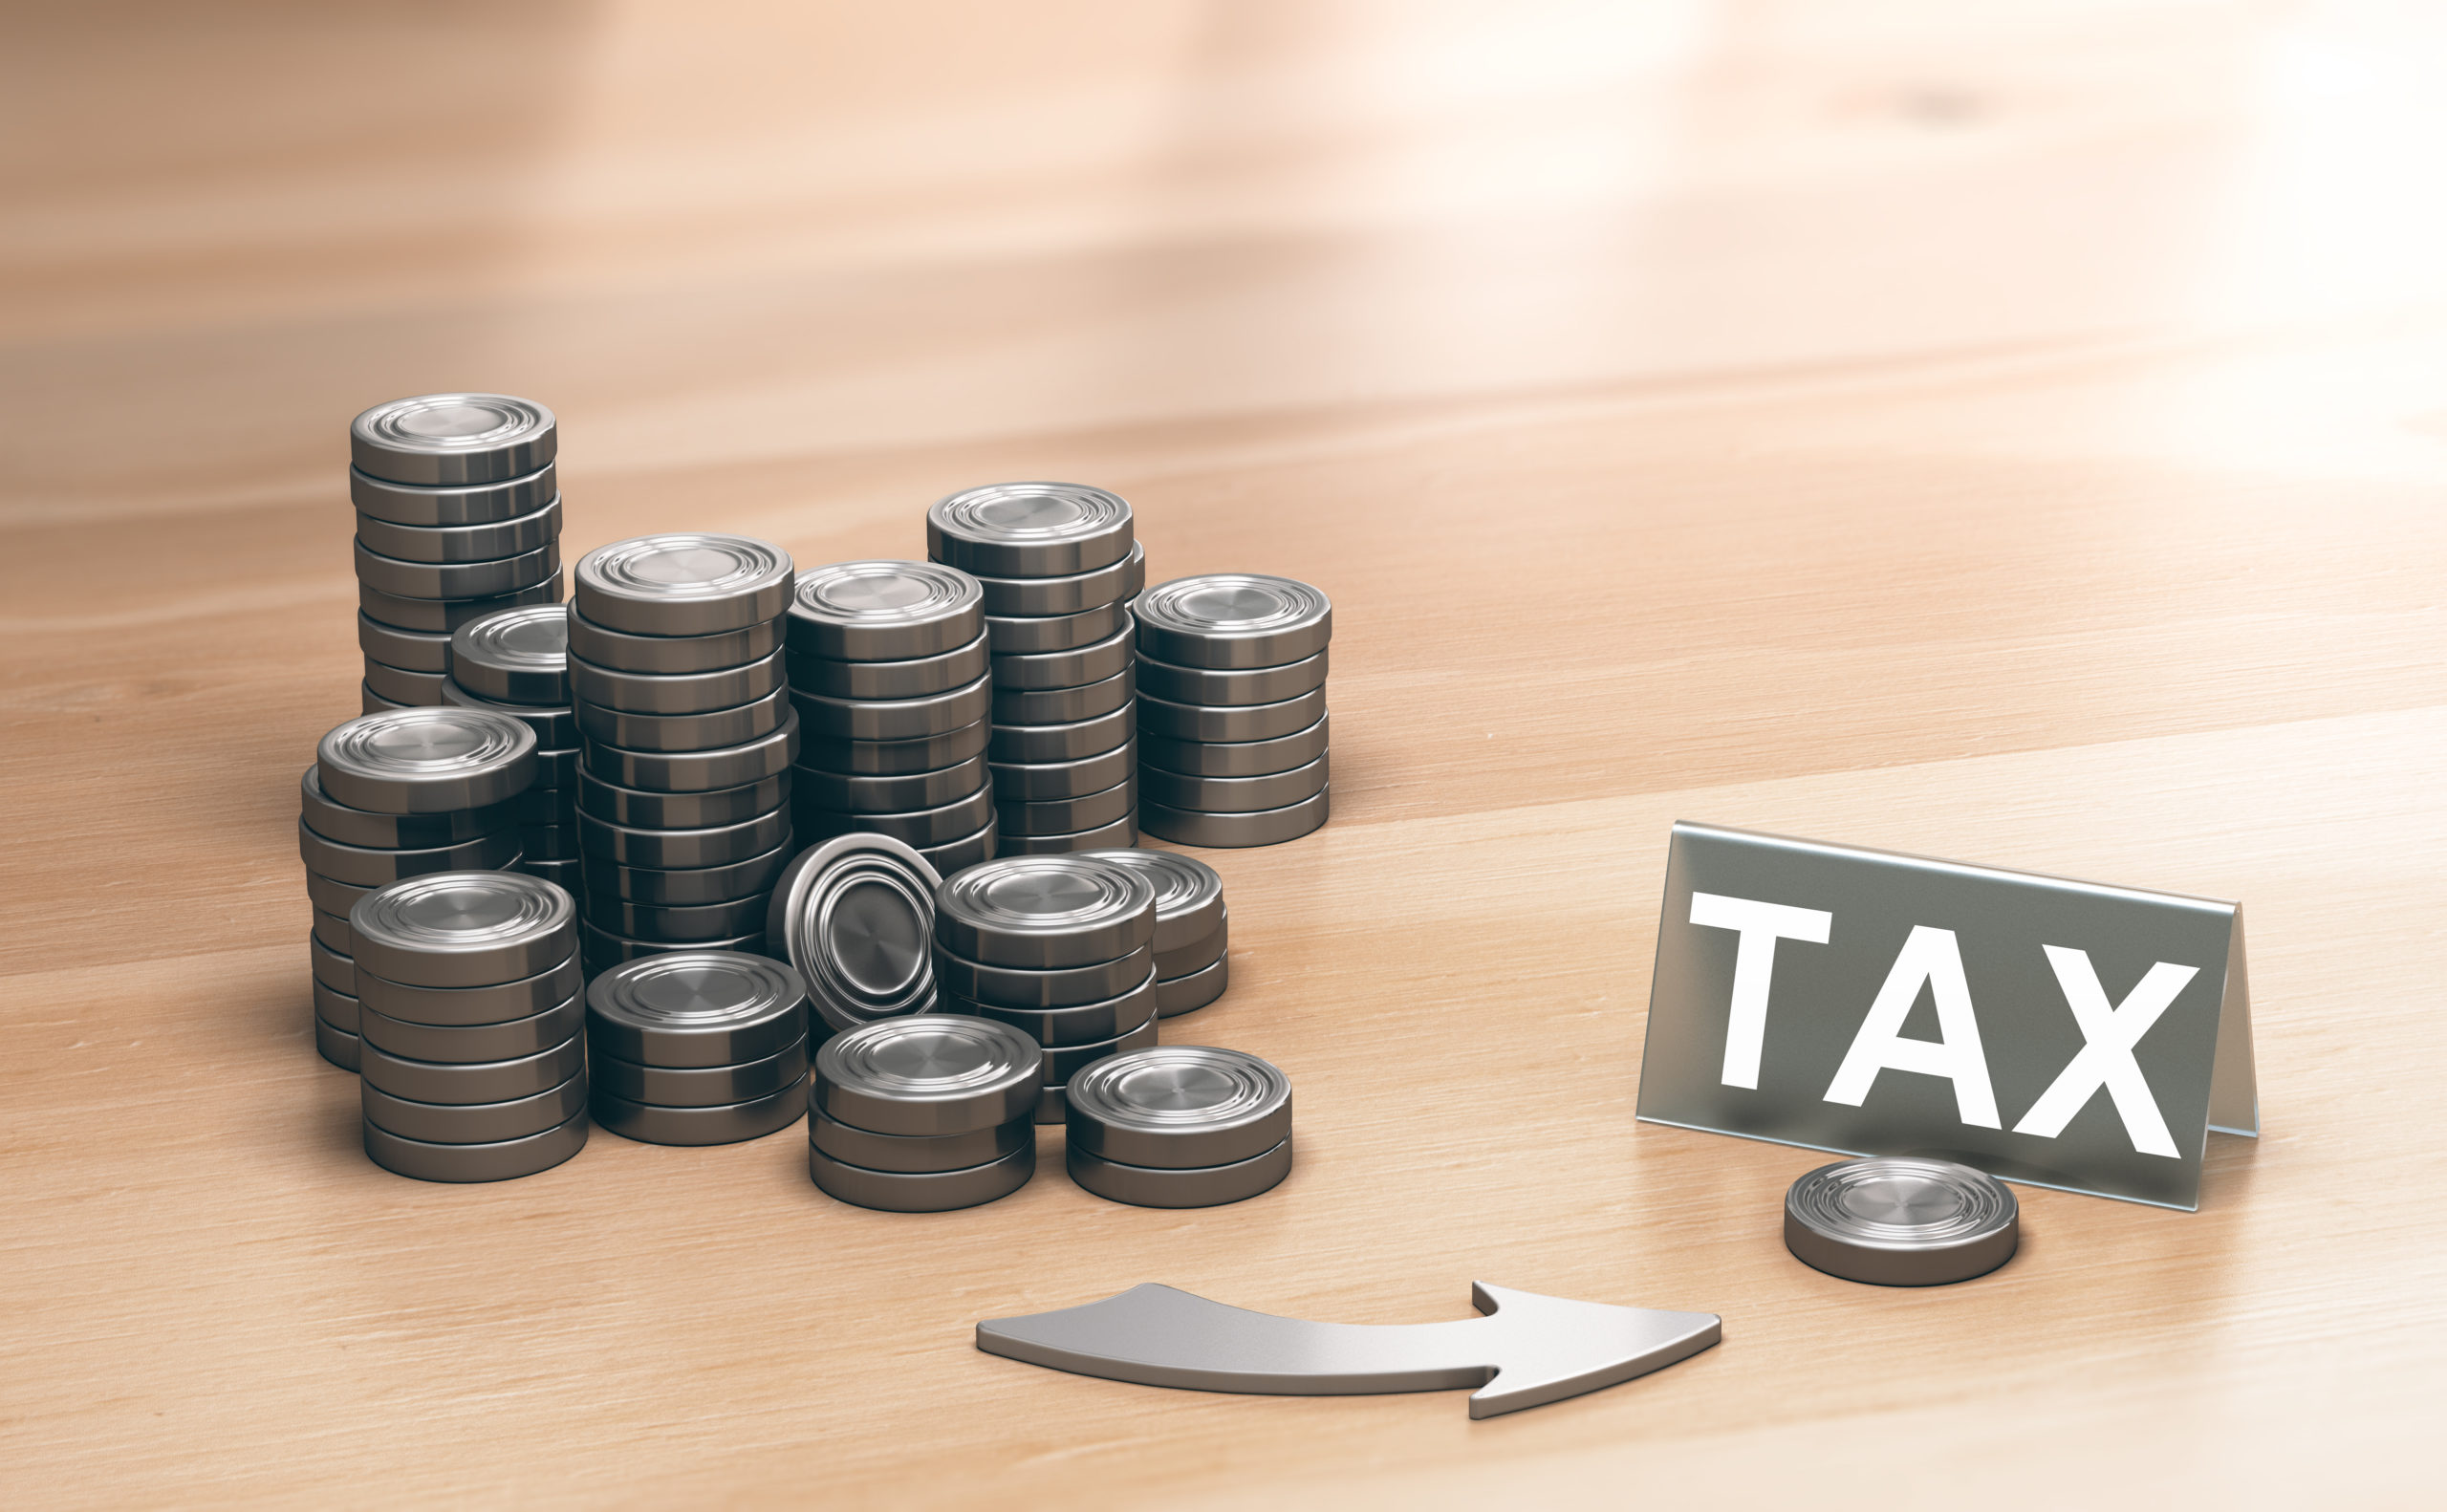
[445,604,582,896]
[1132,573,1332,848]
[765,832,944,1037]
[809,1015,1043,1211]
[585,951,811,1146]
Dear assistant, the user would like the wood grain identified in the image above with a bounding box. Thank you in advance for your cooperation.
[4,2,2443,1505]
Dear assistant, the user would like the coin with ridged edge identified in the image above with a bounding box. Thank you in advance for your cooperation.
[1784,1156,2020,1286]
[349,870,576,988]
[813,1015,1041,1137]
[766,834,942,1033]
[932,853,1156,969]
[1077,849,1224,952]
[585,950,808,1068]
[317,707,537,813]
[574,534,794,636]
[351,394,556,486]
[787,560,984,662]
[1065,1045,1288,1170]
[449,603,571,704]
[927,482,1134,578]
[1132,573,1331,670]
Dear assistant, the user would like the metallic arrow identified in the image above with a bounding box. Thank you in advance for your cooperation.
[976,1282,1722,1418]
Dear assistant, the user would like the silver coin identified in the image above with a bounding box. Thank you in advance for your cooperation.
[363,1104,587,1182]
[576,684,785,753]
[579,708,799,793]
[301,766,511,851]
[926,482,1134,578]
[579,920,769,976]
[1067,1135,1290,1208]
[351,393,557,486]
[765,833,941,1033]
[314,980,360,1039]
[362,1069,589,1145]
[360,1030,585,1105]
[997,814,1138,855]
[798,718,986,777]
[312,908,353,955]
[996,777,1135,837]
[594,1075,808,1145]
[1039,1013,1159,1084]
[316,1015,361,1072]
[310,935,355,995]
[357,950,581,1028]
[358,573,561,635]
[1065,1046,1288,1169]
[1034,1083,1068,1125]
[581,840,791,906]
[1139,711,1327,779]
[585,950,808,1067]
[356,495,561,565]
[786,560,985,662]
[1153,914,1226,980]
[357,613,452,673]
[351,461,556,527]
[319,707,538,813]
[574,534,794,636]
[983,598,1129,656]
[509,784,574,826]
[945,965,1158,1048]
[1785,1157,2021,1286]
[577,767,788,829]
[798,783,993,850]
[448,604,570,704]
[575,805,790,870]
[361,989,584,1064]
[1136,686,1323,744]
[305,868,373,917]
[915,821,996,877]
[354,538,561,601]
[361,681,410,715]
[790,674,990,743]
[1133,574,1332,670]
[531,746,580,788]
[361,658,446,706]
[566,608,780,677]
[512,856,584,891]
[813,1015,1041,1137]
[570,647,783,716]
[988,740,1134,803]
[1077,848,1225,952]
[516,822,579,861]
[349,870,576,988]
[785,632,987,701]
[297,820,518,888]
[583,889,774,943]
[810,1108,1030,1175]
[794,755,984,815]
[986,704,1132,766]
[1142,752,1327,814]
[1139,786,1329,849]
[989,621,1134,692]
[593,1035,809,1108]
[1136,647,1328,707]
[930,941,1152,1009]
[809,1139,1034,1212]
[966,541,1143,617]
[990,664,1134,726]
[440,678,576,746]
[933,853,1156,969]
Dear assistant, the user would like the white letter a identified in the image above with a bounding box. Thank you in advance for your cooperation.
[1824,925,2002,1128]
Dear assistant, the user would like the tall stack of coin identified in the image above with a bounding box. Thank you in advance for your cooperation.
[301,708,539,1071]
[350,395,564,712]
[570,535,798,975]
[351,871,587,1181]
[585,952,811,1146]
[444,604,581,895]
[1133,574,1332,848]
[766,833,944,1036]
[784,561,995,876]
[809,1016,1041,1211]
[926,484,1145,854]
[1081,849,1230,1017]
[931,854,1159,1123]
[1065,1047,1293,1207]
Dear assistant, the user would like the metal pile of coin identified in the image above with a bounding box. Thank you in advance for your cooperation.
[350,871,588,1181]
[927,484,1146,854]
[585,951,811,1145]
[570,534,798,975]
[1784,1156,2021,1285]
[443,604,581,896]
[783,561,996,875]
[931,853,1160,1123]
[766,833,944,1035]
[1080,848,1230,1016]
[1133,574,1332,848]
[350,395,565,713]
[1064,1046,1293,1206]
[301,707,540,1071]
[809,1015,1042,1211]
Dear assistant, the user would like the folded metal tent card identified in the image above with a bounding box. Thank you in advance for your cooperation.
[1637,823,2257,1210]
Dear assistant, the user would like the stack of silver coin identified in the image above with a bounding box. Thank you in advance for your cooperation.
[585,951,811,1146]
[1081,849,1230,1017]
[301,707,539,1071]
[1133,574,1332,848]
[784,561,996,876]
[569,535,799,976]
[767,833,945,1036]
[444,604,582,895]
[351,870,588,1181]
[931,853,1159,1124]
[809,1016,1041,1211]
[927,484,1146,854]
[350,395,564,712]
[1065,1046,1293,1207]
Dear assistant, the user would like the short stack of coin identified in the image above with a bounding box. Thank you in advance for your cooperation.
[927,484,1146,853]
[301,707,539,1071]
[1082,849,1230,1017]
[784,561,995,876]
[809,1016,1041,1211]
[351,870,588,1181]
[931,853,1159,1123]
[444,604,582,895]
[350,394,564,712]
[585,951,811,1145]
[570,535,799,975]
[1065,1046,1293,1207]
[1133,574,1332,848]
[767,833,944,1036]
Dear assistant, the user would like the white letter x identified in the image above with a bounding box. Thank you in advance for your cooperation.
[2011,946,2195,1158]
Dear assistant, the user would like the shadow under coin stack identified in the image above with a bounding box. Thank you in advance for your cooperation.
[1082,849,1230,1018]
[931,853,1159,1125]
[927,484,1145,854]
[301,708,539,1071]
[767,834,943,1037]
[809,1016,1041,1211]
[444,604,582,896]
[785,562,995,875]
[570,535,798,975]
[349,394,563,712]
[350,871,587,1182]
[586,951,811,1146]
[1134,574,1332,848]
[1065,1046,1293,1207]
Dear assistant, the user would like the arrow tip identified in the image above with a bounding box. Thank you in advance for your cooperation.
[1463,1284,1722,1419]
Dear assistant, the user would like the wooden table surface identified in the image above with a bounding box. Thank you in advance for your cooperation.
[6,3,2442,1505]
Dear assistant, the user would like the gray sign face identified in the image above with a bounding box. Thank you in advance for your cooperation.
[1637,823,2257,1211]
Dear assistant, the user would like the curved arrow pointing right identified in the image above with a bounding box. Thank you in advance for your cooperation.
[977,1283,1721,1417]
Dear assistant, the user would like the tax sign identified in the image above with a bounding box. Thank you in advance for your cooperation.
[1637,823,2258,1210]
